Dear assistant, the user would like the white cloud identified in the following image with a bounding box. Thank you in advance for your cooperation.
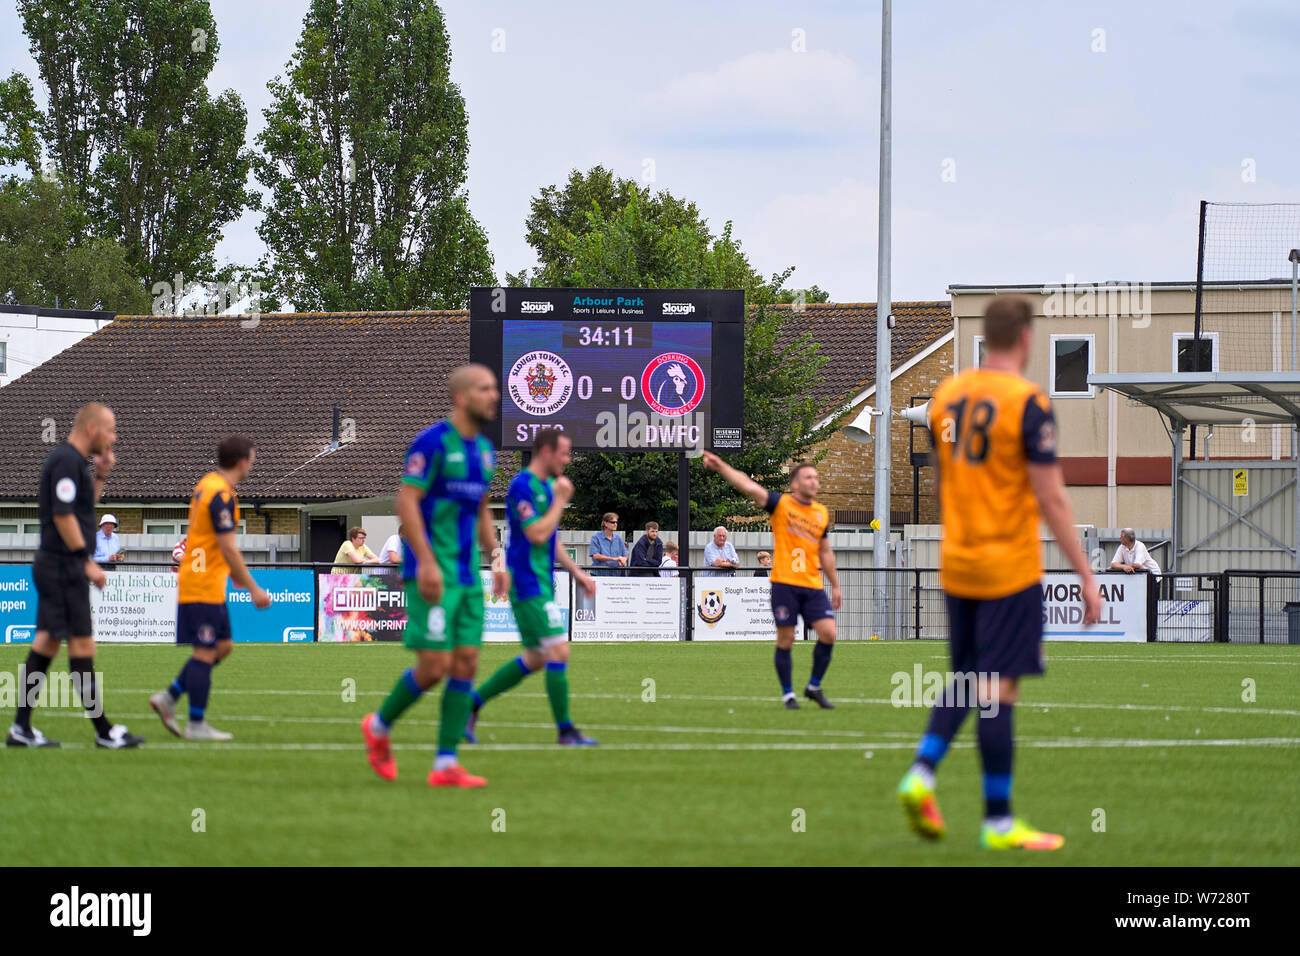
[639,49,870,145]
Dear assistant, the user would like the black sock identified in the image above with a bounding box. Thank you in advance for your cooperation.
[808,640,833,688]
[14,649,53,731]
[978,703,1015,819]
[187,659,213,722]
[69,656,113,738]
[774,647,793,695]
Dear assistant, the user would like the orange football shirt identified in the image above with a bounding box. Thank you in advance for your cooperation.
[765,491,832,589]
[929,368,1057,599]
[178,471,240,604]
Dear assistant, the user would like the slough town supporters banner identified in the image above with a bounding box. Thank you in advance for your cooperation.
[691,578,776,640]
[318,569,570,643]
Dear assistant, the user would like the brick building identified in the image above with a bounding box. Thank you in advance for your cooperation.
[0,302,954,548]
[795,302,952,528]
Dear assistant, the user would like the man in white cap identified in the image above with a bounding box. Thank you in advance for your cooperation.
[92,514,123,563]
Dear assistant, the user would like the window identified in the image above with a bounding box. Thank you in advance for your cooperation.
[0,523,17,534]
[0,341,6,375]
[145,521,197,535]
[23,522,40,534]
[1050,334,1094,397]
[1173,333,1218,373]
[972,335,986,369]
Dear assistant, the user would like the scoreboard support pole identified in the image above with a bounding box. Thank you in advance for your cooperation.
[679,452,693,642]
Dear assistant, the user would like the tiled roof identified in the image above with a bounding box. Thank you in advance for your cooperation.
[774,301,953,414]
[0,303,950,502]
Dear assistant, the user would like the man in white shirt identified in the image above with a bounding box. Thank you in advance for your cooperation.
[701,526,740,577]
[92,514,123,563]
[377,524,404,564]
[1110,529,1160,574]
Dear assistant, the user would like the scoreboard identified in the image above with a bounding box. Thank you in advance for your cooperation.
[470,288,744,451]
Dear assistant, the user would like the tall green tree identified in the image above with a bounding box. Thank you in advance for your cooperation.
[507,165,708,287]
[0,175,151,313]
[255,0,493,311]
[3,0,255,287]
[537,185,838,531]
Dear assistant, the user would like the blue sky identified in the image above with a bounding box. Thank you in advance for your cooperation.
[3,0,1297,301]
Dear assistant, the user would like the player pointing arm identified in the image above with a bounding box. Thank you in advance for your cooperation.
[702,451,841,710]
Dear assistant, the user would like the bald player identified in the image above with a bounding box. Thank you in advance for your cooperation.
[7,403,142,748]
[702,452,841,709]
[361,364,509,788]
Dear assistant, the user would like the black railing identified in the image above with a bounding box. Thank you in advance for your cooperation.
[7,559,1300,644]
[1221,570,1300,645]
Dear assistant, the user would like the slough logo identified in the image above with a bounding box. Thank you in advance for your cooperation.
[696,589,725,626]
[508,350,573,416]
[641,352,704,417]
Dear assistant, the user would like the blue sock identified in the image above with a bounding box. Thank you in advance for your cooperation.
[187,659,213,722]
[774,647,793,695]
[978,704,1014,818]
[168,660,189,701]
[914,698,971,770]
[808,640,833,688]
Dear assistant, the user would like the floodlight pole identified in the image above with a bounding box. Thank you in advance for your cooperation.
[1290,250,1299,373]
[871,0,893,637]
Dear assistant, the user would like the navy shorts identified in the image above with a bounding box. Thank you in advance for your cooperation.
[177,602,231,647]
[770,581,834,628]
[945,583,1044,679]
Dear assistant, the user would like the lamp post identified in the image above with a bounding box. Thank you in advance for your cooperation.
[872,0,893,638]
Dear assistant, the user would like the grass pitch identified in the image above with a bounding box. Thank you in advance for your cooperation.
[1,640,1296,866]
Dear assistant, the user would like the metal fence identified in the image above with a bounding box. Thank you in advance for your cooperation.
[6,560,1300,645]
[1221,571,1300,645]
[813,568,1297,644]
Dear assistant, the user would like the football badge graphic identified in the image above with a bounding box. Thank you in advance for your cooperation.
[696,589,726,627]
[508,350,574,416]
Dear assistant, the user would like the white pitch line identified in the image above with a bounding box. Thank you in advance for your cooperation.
[31,737,1300,752]
[108,689,1300,717]
[1046,655,1300,666]
[106,713,911,738]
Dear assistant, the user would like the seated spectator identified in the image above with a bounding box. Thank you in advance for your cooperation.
[659,541,680,578]
[1110,528,1161,574]
[333,526,379,573]
[92,514,124,564]
[630,521,664,574]
[377,524,404,564]
[589,512,628,576]
[170,535,188,573]
[701,525,740,577]
[754,551,772,577]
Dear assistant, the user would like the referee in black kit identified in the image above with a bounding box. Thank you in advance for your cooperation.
[6,402,143,749]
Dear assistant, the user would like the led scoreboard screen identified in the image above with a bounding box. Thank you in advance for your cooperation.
[470,288,744,451]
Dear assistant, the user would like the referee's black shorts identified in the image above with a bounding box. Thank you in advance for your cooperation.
[33,551,93,640]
